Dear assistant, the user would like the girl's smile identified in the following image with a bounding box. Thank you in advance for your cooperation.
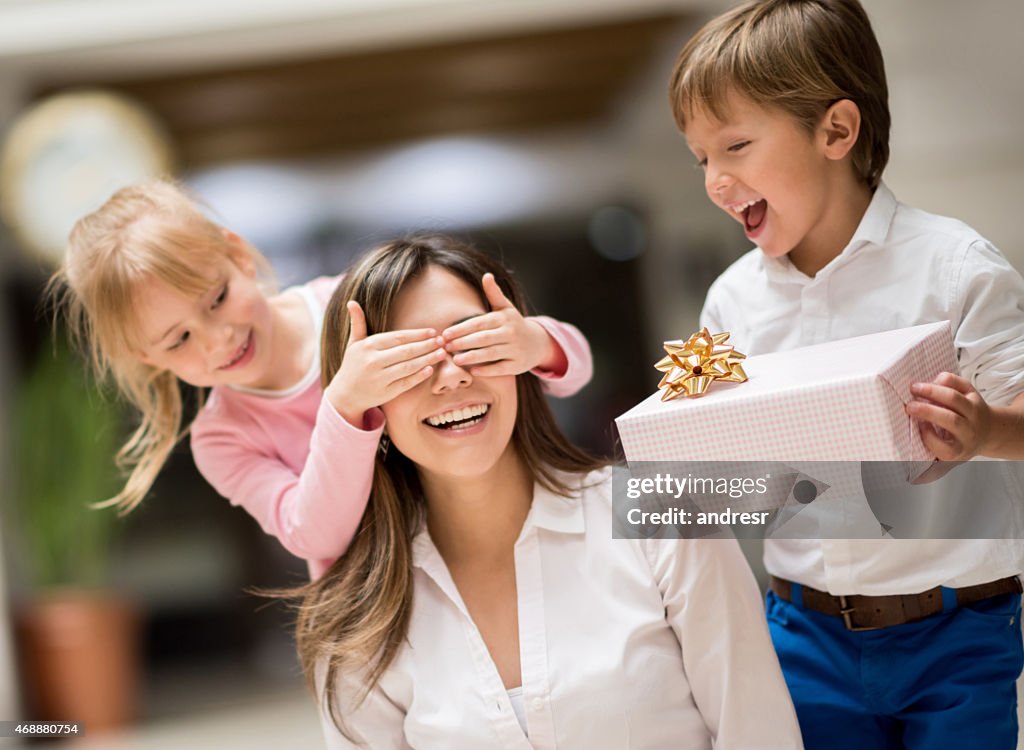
[219,329,255,371]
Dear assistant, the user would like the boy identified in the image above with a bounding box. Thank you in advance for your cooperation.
[670,0,1024,747]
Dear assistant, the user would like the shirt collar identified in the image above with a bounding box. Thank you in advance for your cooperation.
[527,476,586,535]
[762,181,897,283]
[848,181,897,250]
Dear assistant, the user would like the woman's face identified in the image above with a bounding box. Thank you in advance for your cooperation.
[379,265,518,482]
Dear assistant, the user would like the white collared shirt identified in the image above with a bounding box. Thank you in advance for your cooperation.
[701,183,1024,595]
[319,469,802,749]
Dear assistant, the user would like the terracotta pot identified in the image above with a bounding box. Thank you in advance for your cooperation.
[16,589,140,733]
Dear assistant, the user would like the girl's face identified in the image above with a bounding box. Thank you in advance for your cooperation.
[133,241,275,389]
[379,265,518,483]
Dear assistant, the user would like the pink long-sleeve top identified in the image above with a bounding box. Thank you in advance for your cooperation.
[190,274,593,579]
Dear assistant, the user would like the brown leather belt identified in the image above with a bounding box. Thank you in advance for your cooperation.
[769,575,1023,631]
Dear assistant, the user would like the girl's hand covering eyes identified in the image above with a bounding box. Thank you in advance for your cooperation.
[324,301,447,427]
[441,273,566,378]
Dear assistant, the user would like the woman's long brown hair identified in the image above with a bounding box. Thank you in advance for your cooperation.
[294,235,603,735]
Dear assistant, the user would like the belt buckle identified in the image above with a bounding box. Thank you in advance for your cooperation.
[838,595,884,632]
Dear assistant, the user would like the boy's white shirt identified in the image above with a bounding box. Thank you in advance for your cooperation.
[319,469,803,750]
[701,183,1024,595]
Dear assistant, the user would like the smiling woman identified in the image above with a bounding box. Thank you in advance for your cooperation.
[296,235,803,750]
[374,265,521,488]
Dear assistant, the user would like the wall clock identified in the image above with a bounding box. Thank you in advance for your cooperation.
[0,90,175,264]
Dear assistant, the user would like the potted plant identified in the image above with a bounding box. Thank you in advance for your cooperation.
[9,335,140,732]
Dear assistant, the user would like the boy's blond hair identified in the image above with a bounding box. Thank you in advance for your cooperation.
[669,0,889,189]
[48,179,273,513]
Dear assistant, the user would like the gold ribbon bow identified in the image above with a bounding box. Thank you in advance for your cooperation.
[654,328,748,400]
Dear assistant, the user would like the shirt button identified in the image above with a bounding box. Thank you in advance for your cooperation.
[531,697,544,711]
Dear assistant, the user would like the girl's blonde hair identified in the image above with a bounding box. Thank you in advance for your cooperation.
[48,178,273,514]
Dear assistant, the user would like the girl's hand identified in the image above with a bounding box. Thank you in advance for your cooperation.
[906,372,993,461]
[325,301,447,427]
[441,273,567,377]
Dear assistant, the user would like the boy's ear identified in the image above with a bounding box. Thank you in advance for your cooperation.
[820,99,861,161]
[222,228,256,277]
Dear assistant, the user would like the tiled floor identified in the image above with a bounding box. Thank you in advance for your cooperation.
[8,602,1024,749]
[8,656,324,750]
[32,687,322,750]
[8,677,1024,748]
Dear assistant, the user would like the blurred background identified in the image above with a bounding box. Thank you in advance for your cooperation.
[0,0,1021,747]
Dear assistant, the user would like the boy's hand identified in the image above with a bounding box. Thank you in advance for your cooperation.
[325,301,447,427]
[906,372,992,461]
[441,273,567,377]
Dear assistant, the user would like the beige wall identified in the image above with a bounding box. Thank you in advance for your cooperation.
[870,0,1024,268]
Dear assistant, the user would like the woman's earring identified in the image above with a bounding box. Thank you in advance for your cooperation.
[378,432,390,460]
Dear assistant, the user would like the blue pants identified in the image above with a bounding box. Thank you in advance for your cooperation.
[766,589,1023,749]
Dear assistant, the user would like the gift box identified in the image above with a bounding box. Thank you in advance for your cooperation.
[615,321,957,464]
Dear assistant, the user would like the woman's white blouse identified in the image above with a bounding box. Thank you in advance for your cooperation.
[319,468,802,749]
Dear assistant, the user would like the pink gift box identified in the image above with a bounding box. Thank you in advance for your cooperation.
[615,322,957,463]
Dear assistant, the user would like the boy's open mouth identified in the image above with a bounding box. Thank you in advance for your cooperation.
[743,199,767,233]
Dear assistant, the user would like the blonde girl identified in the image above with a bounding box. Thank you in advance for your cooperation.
[52,179,592,578]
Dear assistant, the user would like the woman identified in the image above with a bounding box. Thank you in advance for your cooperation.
[295,235,802,749]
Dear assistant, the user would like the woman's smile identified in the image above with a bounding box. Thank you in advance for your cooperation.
[423,402,491,434]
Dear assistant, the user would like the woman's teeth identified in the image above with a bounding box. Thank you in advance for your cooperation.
[425,404,489,429]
